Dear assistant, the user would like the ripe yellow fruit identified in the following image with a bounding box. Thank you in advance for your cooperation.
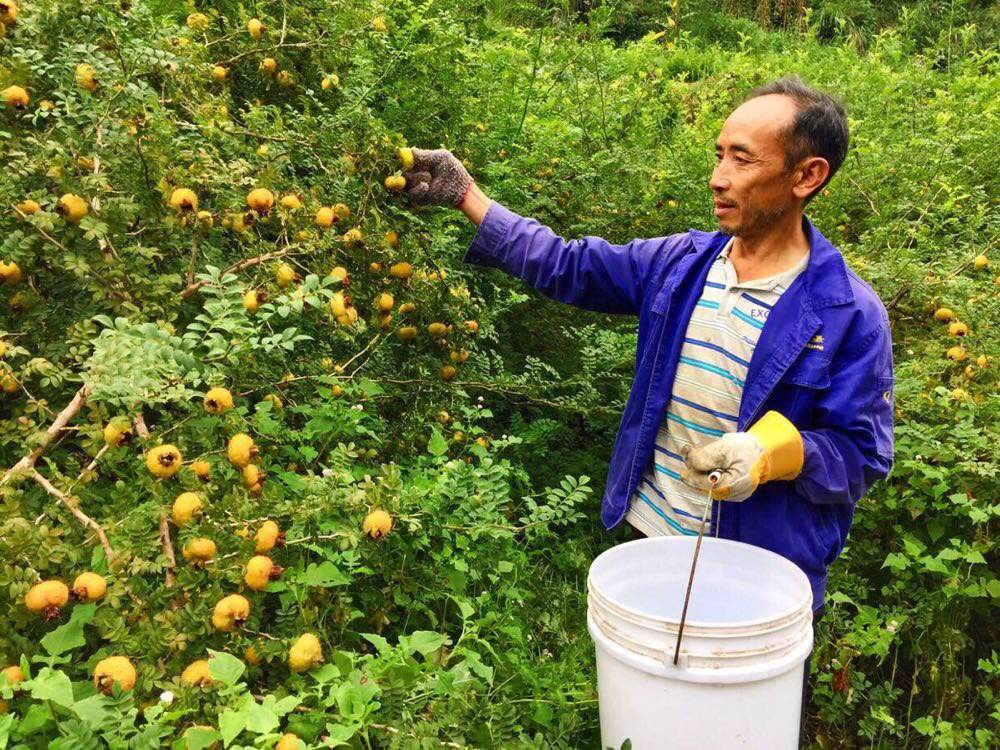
[196,210,214,228]
[330,384,343,398]
[182,537,217,563]
[288,633,322,672]
[950,388,967,400]
[398,302,416,315]
[254,520,283,553]
[172,492,204,526]
[948,321,969,337]
[168,188,198,212]
[332,203,351,221]
[466,320,479,334]
[973,255,989,270]
[246,188,275,214]
[276,70,294,87]
[933,307,955,322]
[203,387,234,414]
[212,594,250,632]
[0,372,18,393]
[227,433,257,468]
[186,12,209,31]
[244,644,262,666]
[213,65,229,82]
[329,291,348,317]
[976,355,988,367]
[396,326,417,340]
[280,193,301,210]
[188,460,211,483]
[180,659,214,687]
[276,733,301,750]
[241,463,264,489]
[103,418,134,447]
[437,410,451,424]
[93,657,136,693]
[243,289,265,313]
[363,509,393,539]
[321,73,339,90]
[453,430,465,442]
[0,3,18,26]
[56,193,88,223]
[440,365,457,381]
[1,85,28,110]
[376,293,394,312]
[398,147,414,171]
[2,666,24,688]
[71,572,107,602]
[389,262,413,280]
[336,307,358,326]
[262,393,283,409]
[450,348,469,363]
[276,263,296,287]
[260,57,278,75]
[247,18,265,39]
[25,580,69,618]
[427,322,448,337]
[314,205,336,228]
[329,266,349,283]
[244,555,281,590]
[384,174,406,192]
[384,230,399,249]
[75,63,98,92]
[146,444,183,478]
[16,199,40,216]
[946,346,966,362]
[372,15,388,32]
[342,227,363,247]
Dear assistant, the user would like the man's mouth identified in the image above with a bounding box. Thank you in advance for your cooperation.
[714,200,736,216]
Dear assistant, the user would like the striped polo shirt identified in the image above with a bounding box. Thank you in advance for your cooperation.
[625,236,809,538]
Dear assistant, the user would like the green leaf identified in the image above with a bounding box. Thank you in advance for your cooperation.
[208,650,246,686]
[299,561,350,587]
[427,425,448,456]
[182,726,220,750]
[41,604,96,657]
[361,633,391,655]
[28,668,74,708]
[218,706,248,746]
[404,631,446,656]
[71,694,111,729]
[881,553,908,571]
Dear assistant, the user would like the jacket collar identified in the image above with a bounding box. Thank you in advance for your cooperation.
[687,214,854,310]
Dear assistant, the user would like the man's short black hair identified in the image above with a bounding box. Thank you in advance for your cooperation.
[742,75,849,205]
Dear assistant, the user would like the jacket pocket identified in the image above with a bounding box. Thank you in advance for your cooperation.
[784,356,831,389]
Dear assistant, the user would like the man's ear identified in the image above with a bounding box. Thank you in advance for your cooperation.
[792,156,829,202]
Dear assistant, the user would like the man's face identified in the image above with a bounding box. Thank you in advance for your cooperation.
[710,94,802,236]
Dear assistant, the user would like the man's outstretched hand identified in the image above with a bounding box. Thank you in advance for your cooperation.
[398,147,474,207]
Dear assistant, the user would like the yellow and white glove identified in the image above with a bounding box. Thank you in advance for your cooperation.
[679,411,804,501]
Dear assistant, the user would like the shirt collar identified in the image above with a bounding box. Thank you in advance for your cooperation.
[716,236,810,292]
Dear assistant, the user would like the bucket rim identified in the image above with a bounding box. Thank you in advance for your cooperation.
[587,536,813,630]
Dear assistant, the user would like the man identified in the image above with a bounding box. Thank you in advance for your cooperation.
[401,74,894,743]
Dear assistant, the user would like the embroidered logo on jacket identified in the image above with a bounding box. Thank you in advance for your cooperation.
[805,333,825,351]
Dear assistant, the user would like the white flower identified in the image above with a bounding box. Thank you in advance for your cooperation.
[321,467,334,477]
[159,690,175,704]
[887,620,898,633]
[477,396,483,402]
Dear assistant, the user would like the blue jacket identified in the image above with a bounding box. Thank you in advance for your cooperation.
[463,201,895,610]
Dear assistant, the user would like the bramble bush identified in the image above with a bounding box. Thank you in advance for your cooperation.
[0,1,996,748]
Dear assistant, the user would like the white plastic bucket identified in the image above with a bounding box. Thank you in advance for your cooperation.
[587,536,814,750]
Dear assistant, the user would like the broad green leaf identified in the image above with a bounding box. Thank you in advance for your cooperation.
[299,561,349,587]
[28,668,74,708]
[41,604,96,657]
[208,650,246,686]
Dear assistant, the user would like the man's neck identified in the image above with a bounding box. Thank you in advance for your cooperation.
[728,209,811,284]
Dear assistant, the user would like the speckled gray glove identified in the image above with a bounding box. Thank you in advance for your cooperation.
[398,147,474,207]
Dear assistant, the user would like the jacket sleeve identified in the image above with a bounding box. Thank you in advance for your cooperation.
[461,200,675,316]
[793,318,895,505]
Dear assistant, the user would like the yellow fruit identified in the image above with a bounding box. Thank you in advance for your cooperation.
[71,572,107,602]
[948,321,969,337]
[16,199,40,216]
[75,63,98,92]
[213,65,229,82]
[172,492,204,526]
[476,437,489,449]
[254,520,283,553]
[180,659,214,687]
[329,291,347,317]
[453,430,464,442]
[181,537,216,563]
[211,594,250,632]
[398,302,416,315]
[186,12,209,31]
[336,307,358,326]
[1,85,28,110]
[389,262,413,280]
[146,444,183,478]
[332,203,351,221]
[437,410,451,425]
[384,174,406,192]
[321,73,339,90]
[440,365,457,381]
[243,289,265,313]
[24,580,69,617]
[466,320,479,334]
[976,355,988,367]
[946,346,966,362]
[259,57,278,75]
[950,388,967,400]
[372,15,388,32]
[329,266,349,283]
[276,733,301,750]
[427,322,448,337]
[39,99,55,111]
[196,210,214,228]
[933,307,955,322]
[93,656,136,693]
[227,433,257,468]
[973,255,989,270]
[244,555,280,590]
[203,387,234,414]
[288,633,322,673]
[384,230,399,249]
[398,147,414,171]
[241,463,264,489]
[276,70,294,87]
[280,193,301,210]
[247,17,265,39]
[450,348,469,363]
[330,384,343,398]
[56,193,88,223]
[168,188,199,212]
[276,263,296,287]
[0,372,18,392]
[376,293,394,312]
[363,509,393,539]
[396,326,417,340]
[263,393,283,409]
[244,644,262,666]
[314,206,336,228]
[103,418,133,447]
[2,666,24,688]
[0,2,18,26]
[247,188,275,214]
[342,228,363,247]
